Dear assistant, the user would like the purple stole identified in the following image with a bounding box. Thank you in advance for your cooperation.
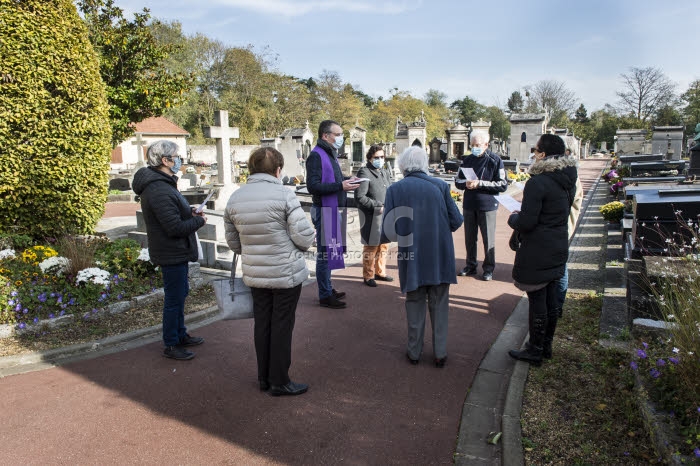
[313,145,345,270]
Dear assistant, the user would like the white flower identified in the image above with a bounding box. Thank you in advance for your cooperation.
[667,314,675,320]
[39,256,71,276]
[137,248,150,262]
[75,267,111,287]
[0,249,16,260]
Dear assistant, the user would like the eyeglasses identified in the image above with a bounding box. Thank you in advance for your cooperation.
[165,155,181,162]
[326,131,343,137]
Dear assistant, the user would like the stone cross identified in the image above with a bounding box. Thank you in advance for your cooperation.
[131,133,147,169]
[203,110,240,210]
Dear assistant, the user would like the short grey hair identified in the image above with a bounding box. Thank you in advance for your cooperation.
[470,131,489,145]
[397,146,429,175]
[146,140,179,167]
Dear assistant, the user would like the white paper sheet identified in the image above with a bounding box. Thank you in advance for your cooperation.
[496,194,522,213]
[460,167,478,181]
[513,181,526,191]
[195,191,215,213]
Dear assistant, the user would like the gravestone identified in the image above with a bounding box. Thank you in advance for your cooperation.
[614,129,650,155]
[108,178,131,191]
[630,188,700,255]
[689,143,700,177]
[618,154,663,164]
[502,160,519,174]
[445,121,469,159]
[131,133,147,169]
[651,126,683,160]
[181,173,198,188]
[203,110,240,210]
[623,160,686,183]
[507,113,548,162]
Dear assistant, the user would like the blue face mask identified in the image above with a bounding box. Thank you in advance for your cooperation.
[372,158,383,169]
[333,135,344,150]
[170,156,182,174]
[471,147,483,156]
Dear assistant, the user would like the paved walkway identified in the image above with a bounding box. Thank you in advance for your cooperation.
[0,159,608,465]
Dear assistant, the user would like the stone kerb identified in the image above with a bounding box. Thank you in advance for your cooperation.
[0,263,203,340]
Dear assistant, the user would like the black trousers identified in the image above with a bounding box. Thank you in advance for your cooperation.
[463,209,497,274]
[250,284,302,386]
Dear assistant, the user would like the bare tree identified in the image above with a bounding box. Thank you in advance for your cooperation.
[524,80,577,124]
[616,66,676,122]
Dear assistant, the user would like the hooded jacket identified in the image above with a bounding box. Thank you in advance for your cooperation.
[508,155,578,285]
[132,166,205,266]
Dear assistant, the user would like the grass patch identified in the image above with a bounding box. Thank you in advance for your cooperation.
[0,285,216,357]
[521,292,659,464]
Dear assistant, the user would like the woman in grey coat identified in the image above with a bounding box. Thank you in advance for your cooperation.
[224,147,315,396]
[355,144,394,287]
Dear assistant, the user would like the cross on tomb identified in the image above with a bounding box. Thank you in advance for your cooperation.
[204,110,239,186]
[203,110,240,210]
[131,133,147,169]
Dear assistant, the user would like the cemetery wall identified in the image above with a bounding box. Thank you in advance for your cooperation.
[111,135,187,171]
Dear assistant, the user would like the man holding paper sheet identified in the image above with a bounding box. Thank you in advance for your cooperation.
[306,120,362,309]
[454,131,507,281]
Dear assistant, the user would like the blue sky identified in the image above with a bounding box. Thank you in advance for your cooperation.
[114,0,700,113]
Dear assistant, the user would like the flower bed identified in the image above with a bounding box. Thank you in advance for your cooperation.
[0,236,162,334]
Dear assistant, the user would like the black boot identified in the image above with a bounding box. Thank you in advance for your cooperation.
[542,315,558,360]
[509,343,543,366]
[509,303,546,366]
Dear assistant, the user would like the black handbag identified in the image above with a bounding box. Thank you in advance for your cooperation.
[508,230,521,251]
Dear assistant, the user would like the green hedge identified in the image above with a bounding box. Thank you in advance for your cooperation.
[0,0,112,239]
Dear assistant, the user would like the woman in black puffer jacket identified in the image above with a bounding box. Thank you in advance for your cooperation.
[508,134,578,365]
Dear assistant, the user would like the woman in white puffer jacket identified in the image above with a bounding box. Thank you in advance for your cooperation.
[224,147,315,397]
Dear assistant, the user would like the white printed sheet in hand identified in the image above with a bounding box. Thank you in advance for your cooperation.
[460,167,478,181]
[496,194,522,213]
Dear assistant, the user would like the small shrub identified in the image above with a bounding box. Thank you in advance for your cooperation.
[94,238,156,278]
[507,170,530,182]
[0,237,161,326]
[599,201,625,222]
[629,340,700,458]
[0,234,34,251]
[56,235,106,277]
[20,246,58,266]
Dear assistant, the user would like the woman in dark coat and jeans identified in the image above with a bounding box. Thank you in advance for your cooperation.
[133,140,207,361]
[508,134,578,365]
[355,144,393,287]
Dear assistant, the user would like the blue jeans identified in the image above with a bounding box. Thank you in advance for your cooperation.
[311,206,332,300]
[555,265,569,310]
[161,263,189,346]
